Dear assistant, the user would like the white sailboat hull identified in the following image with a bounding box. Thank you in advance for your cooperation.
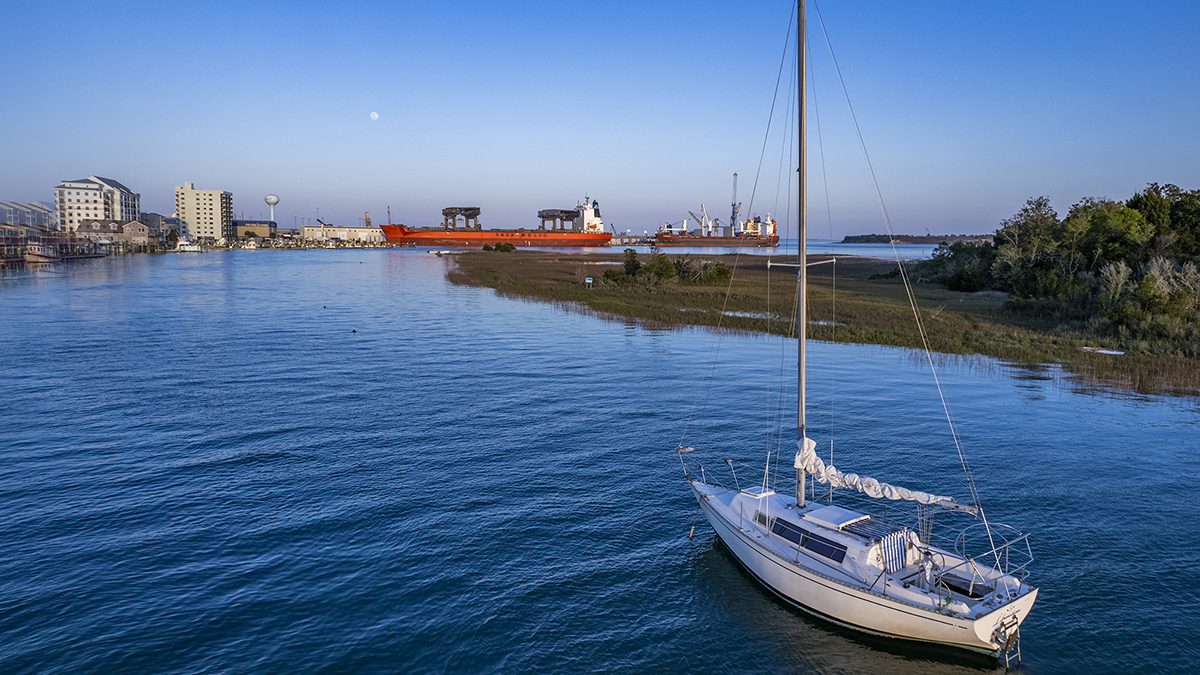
[695,486,1037,654]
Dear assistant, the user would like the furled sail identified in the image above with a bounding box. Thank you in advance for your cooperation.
[794,438,959,507]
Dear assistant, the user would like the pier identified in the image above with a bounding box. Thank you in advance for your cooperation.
[0,232,108,265]
[1,234,23,264]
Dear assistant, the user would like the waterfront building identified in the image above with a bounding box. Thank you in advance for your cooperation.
[0,201,57,230]
[300,224,384,243]
[0,226,25,264]
[75,219,156,253]
[175,182,232,243]
[0,223,46,238]
[232,219,277,239]
[121,221,152,251]
[54,177,140,233]
[139,212,184,246]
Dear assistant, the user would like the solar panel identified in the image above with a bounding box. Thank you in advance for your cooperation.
[770,518,848,563]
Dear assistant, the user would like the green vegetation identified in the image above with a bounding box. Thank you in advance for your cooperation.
[601,249,732,286]
[918,186,1200,360]
[448,249,1200,396]
[482,242,516,252]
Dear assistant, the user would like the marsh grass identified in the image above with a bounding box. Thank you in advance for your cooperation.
[447,250,1200,395]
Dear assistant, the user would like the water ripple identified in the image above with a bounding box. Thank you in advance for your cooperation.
[0,250,1197,672]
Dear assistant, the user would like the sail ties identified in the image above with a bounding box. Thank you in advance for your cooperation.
[794,438,958,507]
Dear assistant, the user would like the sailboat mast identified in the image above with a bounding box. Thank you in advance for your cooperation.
[796,0,808,508]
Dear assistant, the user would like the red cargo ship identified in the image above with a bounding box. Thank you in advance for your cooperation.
[380,198,612,247]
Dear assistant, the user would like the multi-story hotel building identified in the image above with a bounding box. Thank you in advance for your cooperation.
[175,182,232,242]
[54,176,140,232]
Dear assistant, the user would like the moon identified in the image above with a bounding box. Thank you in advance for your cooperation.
[369,111,379,121]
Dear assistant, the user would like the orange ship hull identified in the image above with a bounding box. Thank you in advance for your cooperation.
[655,233,780,247]
[380,225,611,247]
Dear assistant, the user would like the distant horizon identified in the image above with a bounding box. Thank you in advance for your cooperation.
[4,1,1198,236]
[7,177,1183,239]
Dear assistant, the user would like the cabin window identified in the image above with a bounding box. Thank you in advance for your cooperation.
[771,519,847,563]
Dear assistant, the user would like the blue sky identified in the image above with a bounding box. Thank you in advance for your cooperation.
[3,1,1198,236]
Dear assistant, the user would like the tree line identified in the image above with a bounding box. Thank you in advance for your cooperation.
[918,184,1200,353]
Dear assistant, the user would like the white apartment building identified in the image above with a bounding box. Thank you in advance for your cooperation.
[54,176,140,232]
[175,182,232,242]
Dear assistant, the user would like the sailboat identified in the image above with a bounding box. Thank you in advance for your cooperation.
[678,2,1036,664]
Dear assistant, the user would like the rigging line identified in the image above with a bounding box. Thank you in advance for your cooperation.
[769,271,799,493]
[746,0,797,221]
[676,283,730,448]
[767,259,779,492]
[767,32,799,489]
[829,257,837,503]
[808,27,837,497]
[773,29,799,227]
[770,53,800,493]
[681,0,796,452]
[766,51,798,490]
[777,51,800,483]
[771,107,787,223]
[811,0,1002,567]
[768,11,805,494]
[678,209,755,446]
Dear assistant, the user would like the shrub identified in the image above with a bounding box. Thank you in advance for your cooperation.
[623,248,641,275]
[602,268,626,283]
[1137,274,1169,313]
[648,253,675,280]
[918,241,996,292]
[682,259,731,284]
[1098,261,1132,307]
[701,260,732,283]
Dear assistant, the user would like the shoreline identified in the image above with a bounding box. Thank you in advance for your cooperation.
[446,249,1200,396]
[0,240,404,266]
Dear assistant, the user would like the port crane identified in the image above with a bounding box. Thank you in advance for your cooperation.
[688,204,719,237]
[729,172,741,237]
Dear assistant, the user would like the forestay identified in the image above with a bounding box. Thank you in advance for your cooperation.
[794,438,960,507]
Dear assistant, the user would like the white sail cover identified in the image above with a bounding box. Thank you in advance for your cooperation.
[794,438,957,506]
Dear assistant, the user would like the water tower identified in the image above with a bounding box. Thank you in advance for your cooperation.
[264,194,279,223]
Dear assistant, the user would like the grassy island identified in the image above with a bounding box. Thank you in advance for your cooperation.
[447,248,1199,396]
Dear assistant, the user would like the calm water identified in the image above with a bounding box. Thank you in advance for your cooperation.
[1,251,1197,673]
